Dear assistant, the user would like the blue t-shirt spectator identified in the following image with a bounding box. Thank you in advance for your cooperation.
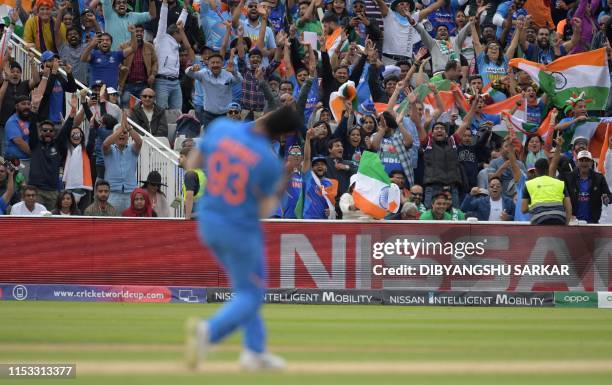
[290,75,319,123]
[493,1,529,40]
[100,0,151,50]
[4,113,30,159]
[576,178,591,222]
[89,50,124,89]
[476,52,508,86]
[200,0,231,51]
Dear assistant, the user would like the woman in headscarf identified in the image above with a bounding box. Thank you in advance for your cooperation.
[122,188,157,217]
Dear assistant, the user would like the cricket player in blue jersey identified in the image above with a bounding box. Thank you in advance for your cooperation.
[185,106,303,371]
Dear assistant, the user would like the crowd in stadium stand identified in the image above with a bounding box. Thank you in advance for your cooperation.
[0,0,611,223]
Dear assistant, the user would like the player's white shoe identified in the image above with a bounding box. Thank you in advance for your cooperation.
[185,318,210,370]
[239,349,286,371]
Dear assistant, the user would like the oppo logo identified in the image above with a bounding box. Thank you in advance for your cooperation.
[563,295,590,303]
[607,296,612,301]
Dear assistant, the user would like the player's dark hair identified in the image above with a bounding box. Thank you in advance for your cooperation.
[180,147,193,157]
[265,106,303,137]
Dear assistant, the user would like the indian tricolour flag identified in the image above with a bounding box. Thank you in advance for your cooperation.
[329,81,358,122]
[352,151,400,220]
[502,108,557,148]
[509,48,610,110]
[564,117,612,155]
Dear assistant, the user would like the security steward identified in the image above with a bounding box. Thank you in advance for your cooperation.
[521,158,572,225]
[179,146,206,220]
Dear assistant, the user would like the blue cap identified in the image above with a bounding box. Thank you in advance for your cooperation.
[227,102,242,111]
[312,156,327,165]
[40,50,59,62]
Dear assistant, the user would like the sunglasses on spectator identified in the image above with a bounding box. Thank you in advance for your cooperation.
[41,128,55,133]
[141,94,155,99]
[228,109,241,115]
[411,193,423,196]
[247,4,258,8]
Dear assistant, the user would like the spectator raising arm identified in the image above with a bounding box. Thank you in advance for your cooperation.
[157,0,170,41]
[373,0,389,18]
[418,0,445,22]
[470,16,483,57]
[562,18,582,53]
[81,35,99,63]
[122,25,139,58]
[232,0,246,28]
[177,20,195,61]
[302,128,315,173]
[219,20,233,59]
[1,166,14,206]
[125,110,143,154]
[396,108,413,149]
[505,17,524,60]
[28,79,49,151]
[455,94,479,139]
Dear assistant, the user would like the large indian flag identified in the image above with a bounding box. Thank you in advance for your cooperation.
[352,151,400,220]
[509,48,610,110]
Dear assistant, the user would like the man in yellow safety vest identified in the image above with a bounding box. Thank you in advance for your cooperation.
[521,157,572,225]
[179,146,206,220]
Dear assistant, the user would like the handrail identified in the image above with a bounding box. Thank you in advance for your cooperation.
[9,34,179,163]
[9,34,185,217]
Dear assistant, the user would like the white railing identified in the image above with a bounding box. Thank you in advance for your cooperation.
[10,35,185,217]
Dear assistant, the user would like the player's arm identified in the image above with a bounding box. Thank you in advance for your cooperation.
[259,195,279,218]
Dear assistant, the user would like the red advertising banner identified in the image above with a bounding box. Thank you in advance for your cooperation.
[0,218,610,291]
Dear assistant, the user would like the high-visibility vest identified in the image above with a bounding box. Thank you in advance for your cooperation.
[182,169,207,201]
[525,175,565,209]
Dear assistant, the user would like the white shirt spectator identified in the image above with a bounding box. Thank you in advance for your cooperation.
[10,201,47,216]
[382,10,421,58]
[488,197,503,221]
[155,3,188,78]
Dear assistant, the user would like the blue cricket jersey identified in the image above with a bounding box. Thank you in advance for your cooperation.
[197,118,283,229]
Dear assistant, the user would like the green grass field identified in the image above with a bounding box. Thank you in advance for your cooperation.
[1,302,612,384]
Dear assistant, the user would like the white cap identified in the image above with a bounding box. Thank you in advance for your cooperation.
[577,150,593,160]
[107,87,118,94]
